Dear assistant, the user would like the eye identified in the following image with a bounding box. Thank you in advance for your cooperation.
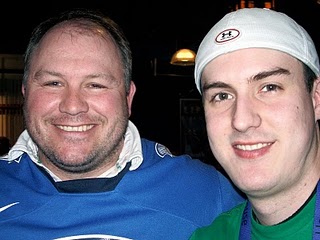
[260,84,281,93]
[88,82,106,89]
[43,81,62,87]
[213,92,232,102]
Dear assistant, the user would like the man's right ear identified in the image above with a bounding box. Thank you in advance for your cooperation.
[21,85,26,96]
[312,77,320,121]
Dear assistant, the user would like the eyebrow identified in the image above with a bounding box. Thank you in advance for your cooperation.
[202,67,290,93]
[202,81,230,92]
[34,70,116,81]
[34,70,62,80]
[251,67,290,81]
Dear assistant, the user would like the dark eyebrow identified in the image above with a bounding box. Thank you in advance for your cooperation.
[251,67,290,81]
[202,67,291,93]
[202,81,231,93]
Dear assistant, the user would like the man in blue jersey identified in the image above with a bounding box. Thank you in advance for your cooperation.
[189,8,320,239]
[0,8,244,240]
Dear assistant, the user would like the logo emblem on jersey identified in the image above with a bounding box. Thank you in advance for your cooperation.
[0,202,19,213]
[155,143,173,158]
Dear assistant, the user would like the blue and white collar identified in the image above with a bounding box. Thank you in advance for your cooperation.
[3,120,143,181]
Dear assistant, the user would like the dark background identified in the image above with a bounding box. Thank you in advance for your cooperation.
[0,0,319,164]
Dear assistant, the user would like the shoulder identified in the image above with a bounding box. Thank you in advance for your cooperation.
[214,201,247,225]
[189,202,247,240]
[140,138,243,191]
[139,138,245,206]
[140,138,217,174]
[0,153,40,183]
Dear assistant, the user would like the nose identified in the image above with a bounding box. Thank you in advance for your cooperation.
[232,97,261,132]
[59,87,89,115]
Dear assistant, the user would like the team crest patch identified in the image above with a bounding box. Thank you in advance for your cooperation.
[155,143,173,158]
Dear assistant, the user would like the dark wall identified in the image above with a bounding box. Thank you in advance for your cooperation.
[0,0,318,166]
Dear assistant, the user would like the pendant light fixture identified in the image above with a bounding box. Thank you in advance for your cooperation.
[170,48,196,66]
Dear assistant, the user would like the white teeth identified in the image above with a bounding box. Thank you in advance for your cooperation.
[236,142,271,151]
[57,125,94,132]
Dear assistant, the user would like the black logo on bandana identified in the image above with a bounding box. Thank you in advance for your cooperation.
[215,29,240,44]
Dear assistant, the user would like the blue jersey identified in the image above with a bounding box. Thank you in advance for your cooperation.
[0,138,244,240]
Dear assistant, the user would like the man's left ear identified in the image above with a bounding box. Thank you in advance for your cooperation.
[127,81,136,117]
[313,77,320,120]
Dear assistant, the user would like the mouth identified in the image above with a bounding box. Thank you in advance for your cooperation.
[56,125,94,132]
[234,142,272,151]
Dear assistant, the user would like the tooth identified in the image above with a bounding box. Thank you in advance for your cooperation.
[237,143,270,151]
[58,125,93,132]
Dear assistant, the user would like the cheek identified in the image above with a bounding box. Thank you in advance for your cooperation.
[204,112,225,142]
[25,90,58,115]
[89,94,124,114]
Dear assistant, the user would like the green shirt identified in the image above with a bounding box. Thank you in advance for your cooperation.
[189,195,315,240]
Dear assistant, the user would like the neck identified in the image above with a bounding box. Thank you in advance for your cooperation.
[38,147,122,181]
[250,177,319,225]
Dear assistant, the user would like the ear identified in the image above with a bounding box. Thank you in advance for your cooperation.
[313,77,320,121]
[21,84,26,96]
[127,81,136,117]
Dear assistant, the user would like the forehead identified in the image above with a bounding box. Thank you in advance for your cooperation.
[30,21,120,64]
[40,20,114,47]
[203,48,302,77]
[50,20,110,38]
[27,21,124,81]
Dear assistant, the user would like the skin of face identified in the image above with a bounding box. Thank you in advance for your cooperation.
[21,23,136,180]
[201,48,320,224]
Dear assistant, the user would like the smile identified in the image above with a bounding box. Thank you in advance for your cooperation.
[235,142,271,151]
[57,125,94,132]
